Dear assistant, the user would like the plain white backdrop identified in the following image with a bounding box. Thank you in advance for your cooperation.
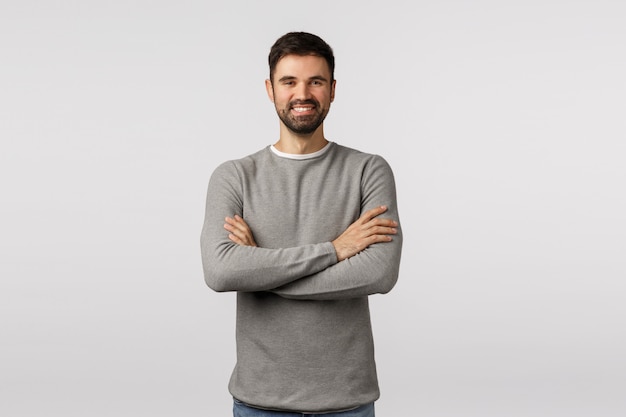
[1,1,624,416]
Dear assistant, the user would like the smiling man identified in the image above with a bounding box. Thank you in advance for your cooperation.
[200,32,403,417]
[268,53,333,137]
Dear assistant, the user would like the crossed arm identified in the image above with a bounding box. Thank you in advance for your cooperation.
[224,205,398,262]
[219,205,401,300]
[201,156,403,300]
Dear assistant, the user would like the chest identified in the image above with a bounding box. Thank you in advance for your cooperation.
[240,161,363,247]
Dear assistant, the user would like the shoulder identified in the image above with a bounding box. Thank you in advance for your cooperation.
[331,143,394,171]
[211,147,271,177]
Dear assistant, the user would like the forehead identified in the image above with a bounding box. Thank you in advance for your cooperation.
[273,54,331,79]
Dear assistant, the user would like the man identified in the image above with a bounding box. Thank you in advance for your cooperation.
[201,32,402,417]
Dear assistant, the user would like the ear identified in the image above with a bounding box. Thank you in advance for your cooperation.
[330,79,336,103]
[265,79,274,102]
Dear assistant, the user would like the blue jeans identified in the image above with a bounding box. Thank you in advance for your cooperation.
[233,398,375,417]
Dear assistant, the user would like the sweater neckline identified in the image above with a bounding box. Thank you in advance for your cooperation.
[270,142,333,160]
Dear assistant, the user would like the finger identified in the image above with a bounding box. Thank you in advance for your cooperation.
[367,233,393,244]
[225,216,249,234]
[229,214,250,229]
[359,205,388,223]
[224,224,244,240]
[366,217,398,228]
[368,224,397,234]
[224,221,243,233]
[228,233,245,245]
[228,226,253,244]
[225,216,244,226]
[234,214,247,224]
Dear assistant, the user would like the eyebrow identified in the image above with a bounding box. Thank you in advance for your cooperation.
[277,75,329,83]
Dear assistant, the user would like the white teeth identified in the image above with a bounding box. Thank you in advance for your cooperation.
[293,107,313,112]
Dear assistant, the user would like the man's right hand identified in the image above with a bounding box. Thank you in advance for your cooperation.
[332,205,398,262]
[224,215,258,247]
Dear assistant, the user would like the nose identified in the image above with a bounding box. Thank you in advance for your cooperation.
[294,81,311,100]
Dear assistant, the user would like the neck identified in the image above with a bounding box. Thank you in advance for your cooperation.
[273,124,328,154]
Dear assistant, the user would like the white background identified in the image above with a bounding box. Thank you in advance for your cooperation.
[1,1,624,416]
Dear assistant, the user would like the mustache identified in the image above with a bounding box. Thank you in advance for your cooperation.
[289,99,319,108]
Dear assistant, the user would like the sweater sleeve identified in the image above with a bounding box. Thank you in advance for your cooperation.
[270,155,403,300]
[200,161,338,293]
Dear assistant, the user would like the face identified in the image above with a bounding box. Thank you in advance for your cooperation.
[266,54,336,135]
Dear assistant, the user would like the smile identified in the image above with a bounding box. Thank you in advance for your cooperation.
[292,107,315,113]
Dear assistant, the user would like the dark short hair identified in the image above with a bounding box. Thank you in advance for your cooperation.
[268,32,335,82]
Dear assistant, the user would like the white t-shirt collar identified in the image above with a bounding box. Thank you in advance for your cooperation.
[270,141,333,160]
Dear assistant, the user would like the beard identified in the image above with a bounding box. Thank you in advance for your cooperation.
[276,99,329,135]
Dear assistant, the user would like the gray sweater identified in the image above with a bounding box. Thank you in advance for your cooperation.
[200,142,402,413]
